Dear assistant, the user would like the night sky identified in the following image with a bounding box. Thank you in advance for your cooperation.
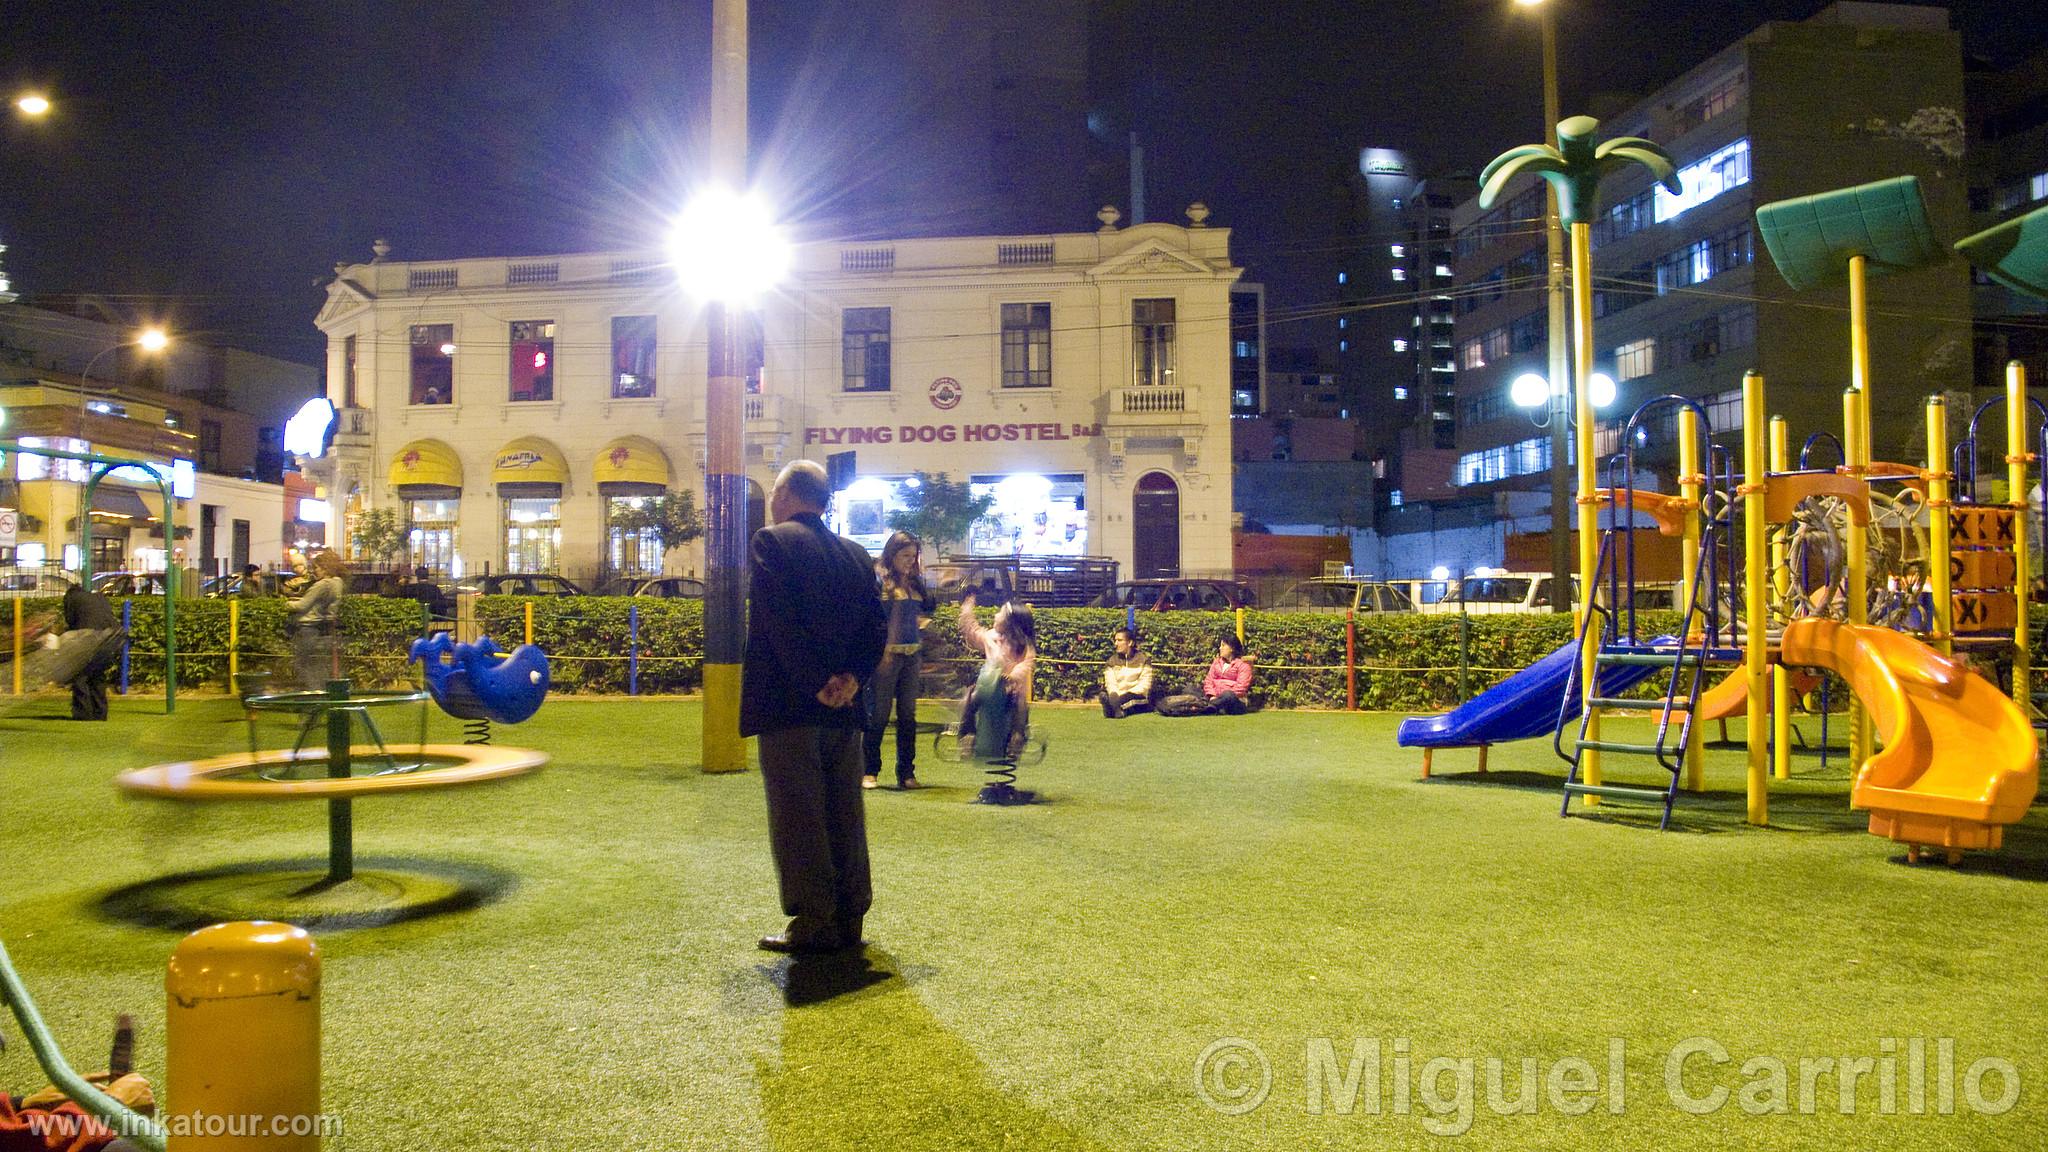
[0,1,2036,366]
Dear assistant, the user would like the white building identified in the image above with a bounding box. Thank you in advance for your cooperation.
[313,214,1241,584]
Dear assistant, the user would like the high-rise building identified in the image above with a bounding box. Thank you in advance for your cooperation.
[1438,2,1969,505]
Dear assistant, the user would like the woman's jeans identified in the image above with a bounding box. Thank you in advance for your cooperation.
[864,650,922,781]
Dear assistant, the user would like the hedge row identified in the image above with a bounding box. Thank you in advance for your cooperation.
[2,596,433,691]
[7,596,2041,711]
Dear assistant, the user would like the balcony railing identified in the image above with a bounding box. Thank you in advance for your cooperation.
[1111,385,1190,416]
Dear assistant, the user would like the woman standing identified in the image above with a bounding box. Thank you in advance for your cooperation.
[287,549,347,688]
[864,531,937,790]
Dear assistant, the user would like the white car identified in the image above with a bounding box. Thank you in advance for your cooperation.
[0,565,77,599]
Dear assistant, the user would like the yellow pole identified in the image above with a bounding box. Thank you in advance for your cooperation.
[1678,406,1704,792]
[228,598,240,687]
[1768,415,1792,781]
[10,600,19,696]
[1843,387,1872,768]
[1743,372,1769,826]
[1571,220,1602,795]
[524,600,534,647]
[166,921,321,1152]
[1234,605,1245,646]
[1927,396,1953,658]
[2010,361,2032,711]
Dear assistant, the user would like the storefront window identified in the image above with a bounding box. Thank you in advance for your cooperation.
[503,497,561,572]
[830,473,1087,558]
[606,496,664,578]
[406,498,460,574]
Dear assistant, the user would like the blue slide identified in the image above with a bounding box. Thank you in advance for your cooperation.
[1396,640,1658,748]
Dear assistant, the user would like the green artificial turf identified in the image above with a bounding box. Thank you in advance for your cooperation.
[3,694,2046,1150]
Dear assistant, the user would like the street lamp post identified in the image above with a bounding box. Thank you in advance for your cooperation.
[1517,0,1573,612]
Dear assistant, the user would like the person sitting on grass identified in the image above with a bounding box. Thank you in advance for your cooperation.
[1200,634,1254,714]
[955,593,1035,761]
[1100,626,1154,718]
[1160,634,1254,716]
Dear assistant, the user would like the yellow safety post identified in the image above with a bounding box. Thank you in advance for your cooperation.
[166,921,320,1152]
[2010,361,2033,713]
[227,599,240,687]
[524,600,534,647]
[1571,219,1602,798]
[1768,415,1793,781]
[1843,386,1872,768]
[1678,405,1705,792]
[1742,372,1769,826]
[1234,605,1245,646]
[1927,396,1953,658]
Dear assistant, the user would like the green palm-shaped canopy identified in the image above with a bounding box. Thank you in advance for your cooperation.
[1479,115,1681,226]
[1955,202,2048,300]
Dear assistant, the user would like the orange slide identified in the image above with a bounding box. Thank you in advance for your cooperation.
[1779,619,2040,857]
[1696,666,1822,723]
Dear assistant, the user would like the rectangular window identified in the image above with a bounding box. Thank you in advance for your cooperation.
[1614,337,1656,381]
[1720,303,1756,351]
[503,497,562,572]
[611,315,657,398]
[1655,138,1751,222]
[1458,338,1486,370]
[2031,171,2048,201]
[509,320,555,402]
[1132,298,1176,387]
[409,324,454,405]
[199,418,224,473]
[1001,303,1052,388]
[406,498,460,574]
[842,307,892,393]
[342,334,358,408]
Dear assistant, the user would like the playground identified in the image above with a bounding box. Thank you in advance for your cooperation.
[2,696,2046,1150]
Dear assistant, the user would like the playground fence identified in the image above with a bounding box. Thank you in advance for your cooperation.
[8,597,2044,713]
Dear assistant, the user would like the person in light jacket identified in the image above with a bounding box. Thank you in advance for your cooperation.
[1099,627,1154,718]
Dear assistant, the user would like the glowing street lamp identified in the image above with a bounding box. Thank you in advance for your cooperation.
[667,187,790,304]
[14,93,50,118]
[1511,372,1549,409]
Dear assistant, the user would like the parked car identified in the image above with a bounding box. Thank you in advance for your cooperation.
[91,571,175,597]
[456,573,587,597]
[203,571,287,598]
[924,560,1017,605]
[1413,571,1576,616]
[1272,577,1415,615]
[1089,578,1257,612]
[594,575,706,598]
[0,566,75,599]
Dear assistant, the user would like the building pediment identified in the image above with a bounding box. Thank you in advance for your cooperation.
[1086,239,1222,280]
[315,278,375,327]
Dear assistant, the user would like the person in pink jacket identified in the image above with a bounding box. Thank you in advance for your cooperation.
[1200,634,1253,714]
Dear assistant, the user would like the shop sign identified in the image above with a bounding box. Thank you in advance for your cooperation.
[496,449,547,470]
[929,377,962,410]
[805,422,1102,446]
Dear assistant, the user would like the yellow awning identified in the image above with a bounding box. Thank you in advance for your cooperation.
[491,436,568,488]
[592,436,673,490]
[389,439,463,490]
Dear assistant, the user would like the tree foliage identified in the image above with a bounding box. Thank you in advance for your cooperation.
[885,471,994,557]
[351,506,407,564]
[606,490,705,555]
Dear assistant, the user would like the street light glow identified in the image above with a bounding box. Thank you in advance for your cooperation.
[668,186,790,304]
[1513,0,1547,6]
[1511,372,1549,408]
[1589,373,1617,409]
[137,327,170,353]
[15,93,50,117]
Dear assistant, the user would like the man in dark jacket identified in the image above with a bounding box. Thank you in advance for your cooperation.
[741,460,887,954]
[60,583,121,721]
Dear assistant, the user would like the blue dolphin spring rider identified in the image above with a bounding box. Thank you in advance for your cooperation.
[409,634,550,742]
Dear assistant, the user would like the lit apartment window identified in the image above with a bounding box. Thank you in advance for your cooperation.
[1394,387,1409,400]
[1338,317,1348,329]
[1393,339,1410,352]
[1435,264,1453,277]
[2033,171,2048,201]
[1655,138,1751,222]
[1614,337,1656,381]
[1339,340,1349,353]
[1458,339,1485,370]
[1000,303,1052,388]
[1391,268,1407,282]
[509,320,555,401]
[611,315,657,398]
[842,307,892,392]
[1132,299,1176,387]
[1337,271,1348,285]
[409,324,454,405]
[1390,244,1406,258]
